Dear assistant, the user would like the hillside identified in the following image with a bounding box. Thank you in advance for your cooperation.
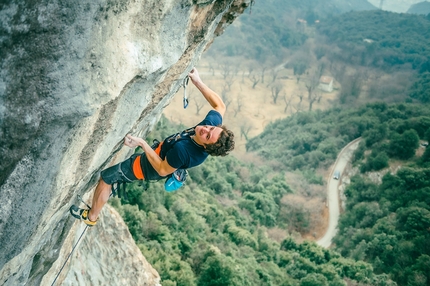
[316,10,430,72]
[247,102,430,285]
[116,114,395,286]
[205,0,376,62]
[203,4,430,116]
[368,0,424,12]
[407,0,430,14]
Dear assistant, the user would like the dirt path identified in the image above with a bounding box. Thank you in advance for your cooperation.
[317,138,361,248]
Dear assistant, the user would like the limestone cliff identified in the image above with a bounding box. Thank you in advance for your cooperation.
[0,0,250,285]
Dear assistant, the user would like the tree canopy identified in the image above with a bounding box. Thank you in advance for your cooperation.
[247,102,430,171]
[317,10,430,73]
[110,114,397,286]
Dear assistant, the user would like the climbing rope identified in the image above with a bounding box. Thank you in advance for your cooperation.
[51,195,92,286]
[50,225,88,286]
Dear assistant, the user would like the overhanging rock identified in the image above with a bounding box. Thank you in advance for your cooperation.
[0,0,250,285]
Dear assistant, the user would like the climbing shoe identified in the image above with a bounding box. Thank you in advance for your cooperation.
[69,205,97,227]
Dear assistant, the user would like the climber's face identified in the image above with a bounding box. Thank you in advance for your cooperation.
[193,125,222,146]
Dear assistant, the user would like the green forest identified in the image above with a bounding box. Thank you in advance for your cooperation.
[246,103,430,172]
[113,102,430,285]
[112,121,385,286]
[317,10,430,73]
[206,0,375,62]
[315,10,430,104]
[248,102,430,285]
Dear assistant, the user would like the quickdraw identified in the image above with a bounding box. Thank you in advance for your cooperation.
[182,75,189,109]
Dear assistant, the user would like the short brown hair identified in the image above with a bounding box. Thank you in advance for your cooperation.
[205,125,235,156]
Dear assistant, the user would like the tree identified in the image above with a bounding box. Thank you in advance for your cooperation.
[261,66,268,84]
[250,74,260,89]
[420,146,430,165]
[294,94,304,112]
[338,73,363,104]
[424,128,430,143]
[271,82,283,104]
[367,151,389,171]
[233,95,244,117]
[308,90,321,111]
[409,72,430,103]
[410,254,430,285]
[191,90,205,115]
[314,46,327,60]
[220,62,232,79]
[208,61,216,76]
[224,77,235,91]
[305,80,316,101]
[198,255,242,286]
[388,129,419,159]
[353,141,366,163]
[300,273,328,286]
[270,68,280,85]
[194,98,205,115]
[397,206,430,234]
[363,123,387,147]
[240,123,252,140]
[288,52,310,83]
[283,94,293,113]
[221,86,232,109]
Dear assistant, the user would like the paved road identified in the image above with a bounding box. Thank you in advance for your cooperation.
[317,138,361,248]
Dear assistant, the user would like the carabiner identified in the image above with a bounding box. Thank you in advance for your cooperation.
[183,76,189,109]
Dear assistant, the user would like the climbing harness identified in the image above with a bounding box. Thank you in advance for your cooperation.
[51,195,92,286]
[182,75,189,109]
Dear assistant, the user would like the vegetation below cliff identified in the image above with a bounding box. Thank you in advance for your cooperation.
[110,1,430,284]
[115,102,430,285]
[247,102,430,171]
[248,102,430,285]
[110,110,417,286]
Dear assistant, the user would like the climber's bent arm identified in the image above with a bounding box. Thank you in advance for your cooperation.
[124,134,176,177]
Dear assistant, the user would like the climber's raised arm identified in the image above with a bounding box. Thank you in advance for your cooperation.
[188,68,226,117]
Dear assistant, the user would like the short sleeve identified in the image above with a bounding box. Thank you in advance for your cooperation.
[197,110,222,127]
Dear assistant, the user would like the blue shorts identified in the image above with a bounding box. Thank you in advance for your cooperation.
[100,155,138,185]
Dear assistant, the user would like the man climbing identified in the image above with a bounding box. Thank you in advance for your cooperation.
[70,68,235,226]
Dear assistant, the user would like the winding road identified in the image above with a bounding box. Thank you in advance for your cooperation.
[317,138,361,248]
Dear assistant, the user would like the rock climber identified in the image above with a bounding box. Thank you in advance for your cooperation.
[70,68,235,226]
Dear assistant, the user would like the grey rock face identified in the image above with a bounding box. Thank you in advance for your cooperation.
[0,0,249,285]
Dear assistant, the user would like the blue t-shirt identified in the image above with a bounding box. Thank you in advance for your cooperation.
[162,110,222,168]
[140,110,222,180]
